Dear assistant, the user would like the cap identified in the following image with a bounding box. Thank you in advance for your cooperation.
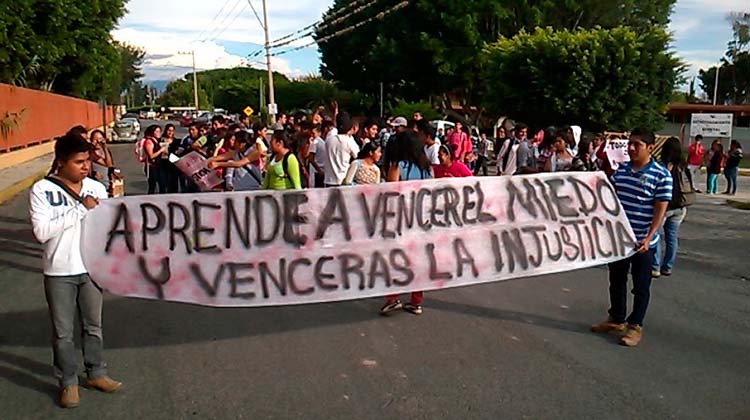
[392,117,408,127]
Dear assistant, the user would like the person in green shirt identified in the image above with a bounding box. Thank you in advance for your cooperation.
[262,130,302,190]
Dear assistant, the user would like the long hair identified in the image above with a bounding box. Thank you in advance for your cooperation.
[660,137,683,167]
[144,124,161,138]
[394,131,431,172]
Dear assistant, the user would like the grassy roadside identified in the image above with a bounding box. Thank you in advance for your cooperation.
[727,200,750,210]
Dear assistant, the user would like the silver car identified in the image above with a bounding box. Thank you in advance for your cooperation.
[112,118,141,142]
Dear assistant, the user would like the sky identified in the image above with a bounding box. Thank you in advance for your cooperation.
[112,0,748,94]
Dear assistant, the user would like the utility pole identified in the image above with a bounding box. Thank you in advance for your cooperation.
[261,0,276,124]
[379,82,384,118]
[191,50,200,112]
[713,66,720,106]
[259,76,264,112]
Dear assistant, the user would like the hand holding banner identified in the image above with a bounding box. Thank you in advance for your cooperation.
[173,151,222,192]
[82,172,636,307]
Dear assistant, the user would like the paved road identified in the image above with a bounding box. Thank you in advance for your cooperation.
[0,139,749,419]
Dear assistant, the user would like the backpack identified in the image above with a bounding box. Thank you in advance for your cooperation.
[135,138,148,163]
[672,166,695,208]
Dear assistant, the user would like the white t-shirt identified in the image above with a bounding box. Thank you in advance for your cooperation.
[424,139,441,165]
[30,177,108,276]
[310,137,327,170]
[324,134,360,185]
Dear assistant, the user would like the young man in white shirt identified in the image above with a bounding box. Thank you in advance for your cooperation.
[29,132,122,408]
[324,112,360,187]
[417,120,441,165]
[309,125,327,188]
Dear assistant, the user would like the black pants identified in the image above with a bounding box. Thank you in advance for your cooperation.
[314,172,325,188]
[607,248,655,326]
[146,164,166,194]
[474,156,488,176]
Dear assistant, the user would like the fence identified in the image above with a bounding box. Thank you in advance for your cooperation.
[0,83,115,153]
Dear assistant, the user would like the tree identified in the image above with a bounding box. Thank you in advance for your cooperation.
[316,0,676,105]
[698,11,750,104]
[0,0,127,99]
[482,27,683,131]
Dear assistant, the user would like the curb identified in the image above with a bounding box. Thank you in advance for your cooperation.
[0,167,48,205]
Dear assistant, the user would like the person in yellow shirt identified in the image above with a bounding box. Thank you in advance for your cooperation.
[262,130,302,190]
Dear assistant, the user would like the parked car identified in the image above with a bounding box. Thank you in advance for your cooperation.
[112,117,141,142]
[180,113,194,127]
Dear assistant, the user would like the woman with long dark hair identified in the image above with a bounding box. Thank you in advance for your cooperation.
[724,140,743,195]
[160,123,179,193]
[142,124,166,194]
[652,137,693,277]
[381,131,432,316]
[343,141,382,185]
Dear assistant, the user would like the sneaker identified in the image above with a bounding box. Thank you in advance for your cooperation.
[403,303,423,315]
[651,270,661,278]
[590,318,626,333]
[661,269,672,276]
[380,300,402,316]
[60,385,80,409]
[619,324,643,347]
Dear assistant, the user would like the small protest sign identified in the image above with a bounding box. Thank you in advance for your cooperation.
[82,172,636,307]
[173,151,222,192]
[604,139,630,171]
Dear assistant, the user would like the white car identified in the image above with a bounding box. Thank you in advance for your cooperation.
[112,118,141,142]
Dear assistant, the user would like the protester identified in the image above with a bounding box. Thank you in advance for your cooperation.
[433,144,473,178]
[535,127,556,172]
[724,140,743,195]
[324,113,360,187]
[496,124,525,176]
[570,138,598,171]
[160,123,179,193]
[343,142,382,185]
[262,130,302,190]
[293,131,313,189]
[591,128,672,347]
[381,131,433,316]
[30,132,122,408]
[651,137,693,278]
[88,129,115,190]
[706,141,723,195]
[513,123,536,174]
[446,121,470,162]
[309,125,327,188]
[142,125,166,194]
[418,122,441,165]
[687,135,705,192]
[356,119,379,147]
[543,130,574,172]
[174,122,202,192]
[211,131,263,191]
[412,111,423,121]
[473,132,491,176]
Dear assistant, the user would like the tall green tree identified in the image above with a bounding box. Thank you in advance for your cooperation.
[698,11,750,104]
[0,0,127,99]
[483,27,683,131]
[316,0,676,104]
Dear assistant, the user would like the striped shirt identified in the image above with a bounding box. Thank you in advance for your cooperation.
[611,159,673,247]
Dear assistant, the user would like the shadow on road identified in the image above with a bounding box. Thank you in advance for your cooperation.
[0,351,57,403]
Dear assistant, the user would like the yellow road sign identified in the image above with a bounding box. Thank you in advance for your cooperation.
[243,106,254,117]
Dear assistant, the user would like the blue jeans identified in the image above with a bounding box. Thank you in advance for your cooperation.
[653,207,687,272]
[707,173,719,194]
[44,274,107,387]
[724,166,738,194]
[608,248,655,326]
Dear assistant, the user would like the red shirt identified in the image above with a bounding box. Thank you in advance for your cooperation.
[687,143,705,166]
[433,161,473,178]
[446,131,468,159]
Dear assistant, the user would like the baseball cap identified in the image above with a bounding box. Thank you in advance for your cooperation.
[391,117,408,127]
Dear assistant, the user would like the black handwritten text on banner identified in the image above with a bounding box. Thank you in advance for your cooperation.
[81,172,637,307]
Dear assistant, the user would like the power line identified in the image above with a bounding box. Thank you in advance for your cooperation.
[269,1,409,57]
[201,0,244,42]
[193,0,234,42]
[204,3,249,42]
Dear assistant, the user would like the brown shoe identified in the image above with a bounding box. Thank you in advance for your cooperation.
[86,376,122,393]
[60,385,80,409]
[620,324,643,347]
[591,318,626,333]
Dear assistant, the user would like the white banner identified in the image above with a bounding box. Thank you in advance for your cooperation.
[81,172,637,307]
[603,139,630,171]
[173,151,222,192]
[690,113,733,138]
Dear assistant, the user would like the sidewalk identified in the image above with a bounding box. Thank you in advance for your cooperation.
[692,170,750,208]
[0,153,52,204]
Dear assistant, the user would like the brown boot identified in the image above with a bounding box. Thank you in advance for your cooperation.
[60,385,80,409]
[86,376,122,393]
[591,317,626,333]
[620,324,643,347]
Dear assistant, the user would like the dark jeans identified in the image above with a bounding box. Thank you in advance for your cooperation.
[607,248,655,327]
[724,166,738,194]
[44,274,107,387]
[473,156,489,176]
[146,164,164,194]
[314,172,325,188]
[159,160,179,193]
